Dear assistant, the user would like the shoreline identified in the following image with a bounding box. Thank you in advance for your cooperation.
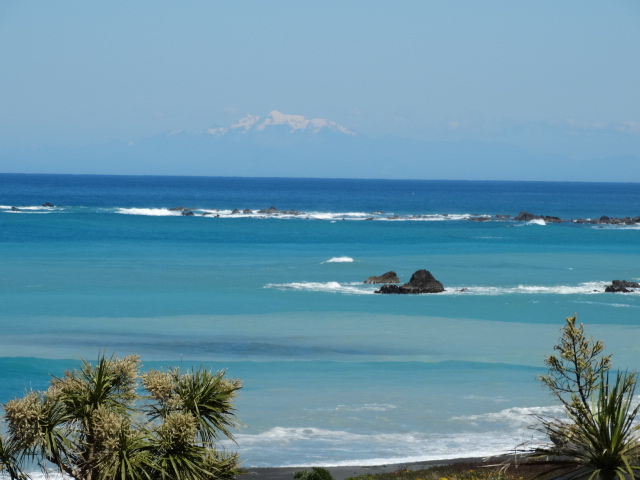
[237,456,488,480]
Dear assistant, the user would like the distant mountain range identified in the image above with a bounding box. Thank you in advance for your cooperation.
[203,110,355,137]
[2,111,639,181]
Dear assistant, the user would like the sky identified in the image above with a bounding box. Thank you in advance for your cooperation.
[1,1,639,180]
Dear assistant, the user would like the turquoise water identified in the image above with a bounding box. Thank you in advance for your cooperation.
[1,174,640,466]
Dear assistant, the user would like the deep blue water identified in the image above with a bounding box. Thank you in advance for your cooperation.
[1,173,640,467]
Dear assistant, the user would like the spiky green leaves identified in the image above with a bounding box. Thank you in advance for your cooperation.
[0,353,242,480]
[142,367,242,444]
[539,315,612,412]
[535,316,640,480]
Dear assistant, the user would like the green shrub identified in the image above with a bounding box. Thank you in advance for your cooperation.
[535,315,640,480]
[294,467,335,480]
[345,476,377,480]
[0,353,242,480]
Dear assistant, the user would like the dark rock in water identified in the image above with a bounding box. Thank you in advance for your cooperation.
[605,280,640,293]
[170,207,190,211]
[575,216,640,225]
[514,211,562,223]
[514,211,538,221]
[10,206,20,211]
[257,206,279,214]
[231,208,241,214]
[243,209,253,214]
[42,202,54,207]
[364,271,400,284]
[375,269,444,294]
[181,210,195,216]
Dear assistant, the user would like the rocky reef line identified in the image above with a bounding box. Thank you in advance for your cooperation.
[364,270,639,295]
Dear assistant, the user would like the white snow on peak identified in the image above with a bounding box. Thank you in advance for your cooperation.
[231,114,261,132]
[206,127,226,136]
[258,110,354,135]
[207,111,354,136]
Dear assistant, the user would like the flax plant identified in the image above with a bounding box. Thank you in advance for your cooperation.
[531,316,640,480]
[0,353,242,480]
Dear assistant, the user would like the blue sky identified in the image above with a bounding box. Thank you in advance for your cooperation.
[1,1,639,180]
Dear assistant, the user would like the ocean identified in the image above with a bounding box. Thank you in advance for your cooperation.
[1,173,640,468]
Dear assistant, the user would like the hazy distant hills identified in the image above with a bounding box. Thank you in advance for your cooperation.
[3,111,639,181]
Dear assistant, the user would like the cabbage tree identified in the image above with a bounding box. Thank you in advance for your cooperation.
[0,354,241,480]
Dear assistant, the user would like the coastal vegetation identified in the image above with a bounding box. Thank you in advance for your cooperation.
[309,315,640,480]
[528,315,640,480]
[306,461,560,480]
[0,353,241,480]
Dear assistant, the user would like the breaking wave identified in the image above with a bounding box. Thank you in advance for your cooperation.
[228,425,545,467]
[0,205,57,214]
[264,282,373,295]
[116,207,182,216]
[442,282,615,295]
[264,281,637,296]
[528,218,546,226]
[451,405,564,427]
[323,256,354,263]
[112,208,489,221]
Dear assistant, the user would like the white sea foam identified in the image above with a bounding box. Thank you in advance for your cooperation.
[333,403,397,412]
[230,426,545,467]
[323,256,354,263]
[264,282,373,295]
[265,281,625,296]
[0,205,55,214]
[1,474,68,480]
[107,207,507,222]
[442,281,610,295]
[116,207,181,216]
[452,405,564,427]
[527,218,546,225]
[308,211,371,220]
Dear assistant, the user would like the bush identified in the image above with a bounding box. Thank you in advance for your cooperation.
[0,353,242,480]
[534,315,640,480]
[294,467,335,480]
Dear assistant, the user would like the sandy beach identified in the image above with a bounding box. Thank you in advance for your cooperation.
[237,457,486,480]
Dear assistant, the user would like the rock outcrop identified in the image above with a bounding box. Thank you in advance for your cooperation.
[364,271,400,284]
[257,206,279,214]
[375,269,444,294]
[514,211,563,223]
[604,280,640,293]
[574,216,640,226]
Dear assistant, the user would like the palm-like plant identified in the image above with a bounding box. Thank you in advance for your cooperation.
[1,353,242,480]
[0,428,29,480]
[531,316,640,480]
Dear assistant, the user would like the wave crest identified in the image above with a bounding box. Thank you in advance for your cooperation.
[264,282,373,295]
[323,257,354,263]
[229,425,546,467]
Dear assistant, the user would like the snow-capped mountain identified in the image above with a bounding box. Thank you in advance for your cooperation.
[206,110,355,136]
